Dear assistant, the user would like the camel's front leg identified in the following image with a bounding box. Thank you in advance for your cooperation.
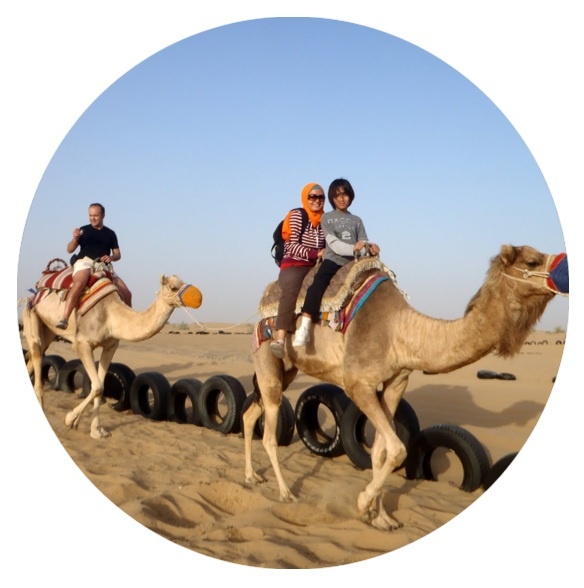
[351,374,410,530]
[243,396,267,484]
[64,344,110,439]
[358,432,405,530]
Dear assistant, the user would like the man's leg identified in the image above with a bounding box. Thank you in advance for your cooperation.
[114,276,132,307]
[56,268,91,328]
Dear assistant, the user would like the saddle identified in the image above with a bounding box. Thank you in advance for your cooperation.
[258,256,395,319]
[29,258,119,316]
[251,257,402,352]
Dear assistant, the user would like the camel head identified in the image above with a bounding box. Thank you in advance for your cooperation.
[496,245,566,294]
[159,274,203,309]
[466,244,565,357]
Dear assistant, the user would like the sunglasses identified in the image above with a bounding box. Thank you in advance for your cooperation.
[308,194,325,201]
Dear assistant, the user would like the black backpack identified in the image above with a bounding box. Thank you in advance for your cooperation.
[271,207,309,266]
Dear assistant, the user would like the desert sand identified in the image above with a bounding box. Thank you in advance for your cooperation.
[21,323,565,570]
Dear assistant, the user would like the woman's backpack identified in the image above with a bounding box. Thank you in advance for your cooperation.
[271,207,309,266]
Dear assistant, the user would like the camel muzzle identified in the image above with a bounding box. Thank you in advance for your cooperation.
[178,285,203,308]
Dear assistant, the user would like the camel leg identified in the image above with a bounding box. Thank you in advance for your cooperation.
[64,341,116,439]
[250,343,297,502]
[348,372,411,530]
[262,395,297,502]
[22,307,51,407]
[243,395,267,484]
[86,342,119,439]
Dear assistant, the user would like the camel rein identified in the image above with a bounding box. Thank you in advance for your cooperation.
[163,283,259,333]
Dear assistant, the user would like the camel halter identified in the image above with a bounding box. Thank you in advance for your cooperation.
[502,253,568,296]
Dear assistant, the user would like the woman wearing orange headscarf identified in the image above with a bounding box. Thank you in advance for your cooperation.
[270,182,326,358]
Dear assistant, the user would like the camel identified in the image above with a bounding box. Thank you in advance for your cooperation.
[23,269,202,439]
[243,245,565,531]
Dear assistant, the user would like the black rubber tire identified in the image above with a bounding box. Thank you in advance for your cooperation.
[341,397,421,471]
[57,359,91,396]
[295,383,351,458]
[405,424,490,492]
[104,362,136,412]
[483,451,518,490]
[240,393,295,446]
[477,370,498,379]
[129,371,170,421]
[497,372,517,381]
[41,354,66,390]
[197,375,247,434]
[168,378,204,425]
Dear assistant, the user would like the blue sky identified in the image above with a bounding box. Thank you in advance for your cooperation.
[4,2,582,586]
[16,17,568,330]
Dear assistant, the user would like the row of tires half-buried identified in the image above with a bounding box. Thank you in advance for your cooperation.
[39,354,517,493]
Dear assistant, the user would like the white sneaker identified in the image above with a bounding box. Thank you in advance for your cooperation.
[269,340,286,359]
[292,326,311,348]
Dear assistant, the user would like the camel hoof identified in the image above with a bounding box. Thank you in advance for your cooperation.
[279,490,298,503]
[90,427,111,439]
[64,412,79,430]
[370,514,403,532]
[357,490,375,517]
[246,472,267,485]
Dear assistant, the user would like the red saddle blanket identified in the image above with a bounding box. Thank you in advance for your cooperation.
[30,265,118,317]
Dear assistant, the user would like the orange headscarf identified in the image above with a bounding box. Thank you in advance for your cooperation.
[282,182,324,241]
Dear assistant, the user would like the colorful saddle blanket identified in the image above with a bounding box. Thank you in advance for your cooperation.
[29,264,118,316]
[258,256,395,319]
[252,272,390,353]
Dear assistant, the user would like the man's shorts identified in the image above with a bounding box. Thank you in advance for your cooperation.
[73,256,115,276]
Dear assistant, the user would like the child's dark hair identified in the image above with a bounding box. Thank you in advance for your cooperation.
[328,178,355,209]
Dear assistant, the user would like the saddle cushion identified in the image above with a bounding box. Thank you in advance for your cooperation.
[252,258,399,353]
[29,265,118,315]
[258,257,392,318]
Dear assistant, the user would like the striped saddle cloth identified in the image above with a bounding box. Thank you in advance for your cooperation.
[29,260,118,316]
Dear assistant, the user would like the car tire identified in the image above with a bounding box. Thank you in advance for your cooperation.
[169,378,204,425]
[104,362,136,412]
[198,375,247,434]
[57,359,91,396]
[129,371,170,421]
[405,423,490,492]
[41,354,66,390]
[483,451,518,490]
[295,383,350,458]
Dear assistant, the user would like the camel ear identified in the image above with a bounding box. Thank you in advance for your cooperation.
[160,275,167,285]
[499,244,516,267]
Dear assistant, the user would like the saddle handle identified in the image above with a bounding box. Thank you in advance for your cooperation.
[354,242,373,260]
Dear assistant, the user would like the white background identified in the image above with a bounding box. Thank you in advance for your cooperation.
[2,1,581,585]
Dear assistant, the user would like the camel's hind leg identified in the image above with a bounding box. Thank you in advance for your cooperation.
[249,343,298,502]
[22,307,55,407]
[348,371,411,530]
[243,391,266,484]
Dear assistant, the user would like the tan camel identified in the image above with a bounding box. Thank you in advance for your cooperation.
[243,245,564,530]
[23,272,202,439]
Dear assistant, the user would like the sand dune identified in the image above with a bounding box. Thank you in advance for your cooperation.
[24,326,564,569]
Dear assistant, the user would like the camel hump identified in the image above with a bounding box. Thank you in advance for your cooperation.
[259,257,392,318]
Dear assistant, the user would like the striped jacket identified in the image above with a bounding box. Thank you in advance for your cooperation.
[281,209,325,268]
